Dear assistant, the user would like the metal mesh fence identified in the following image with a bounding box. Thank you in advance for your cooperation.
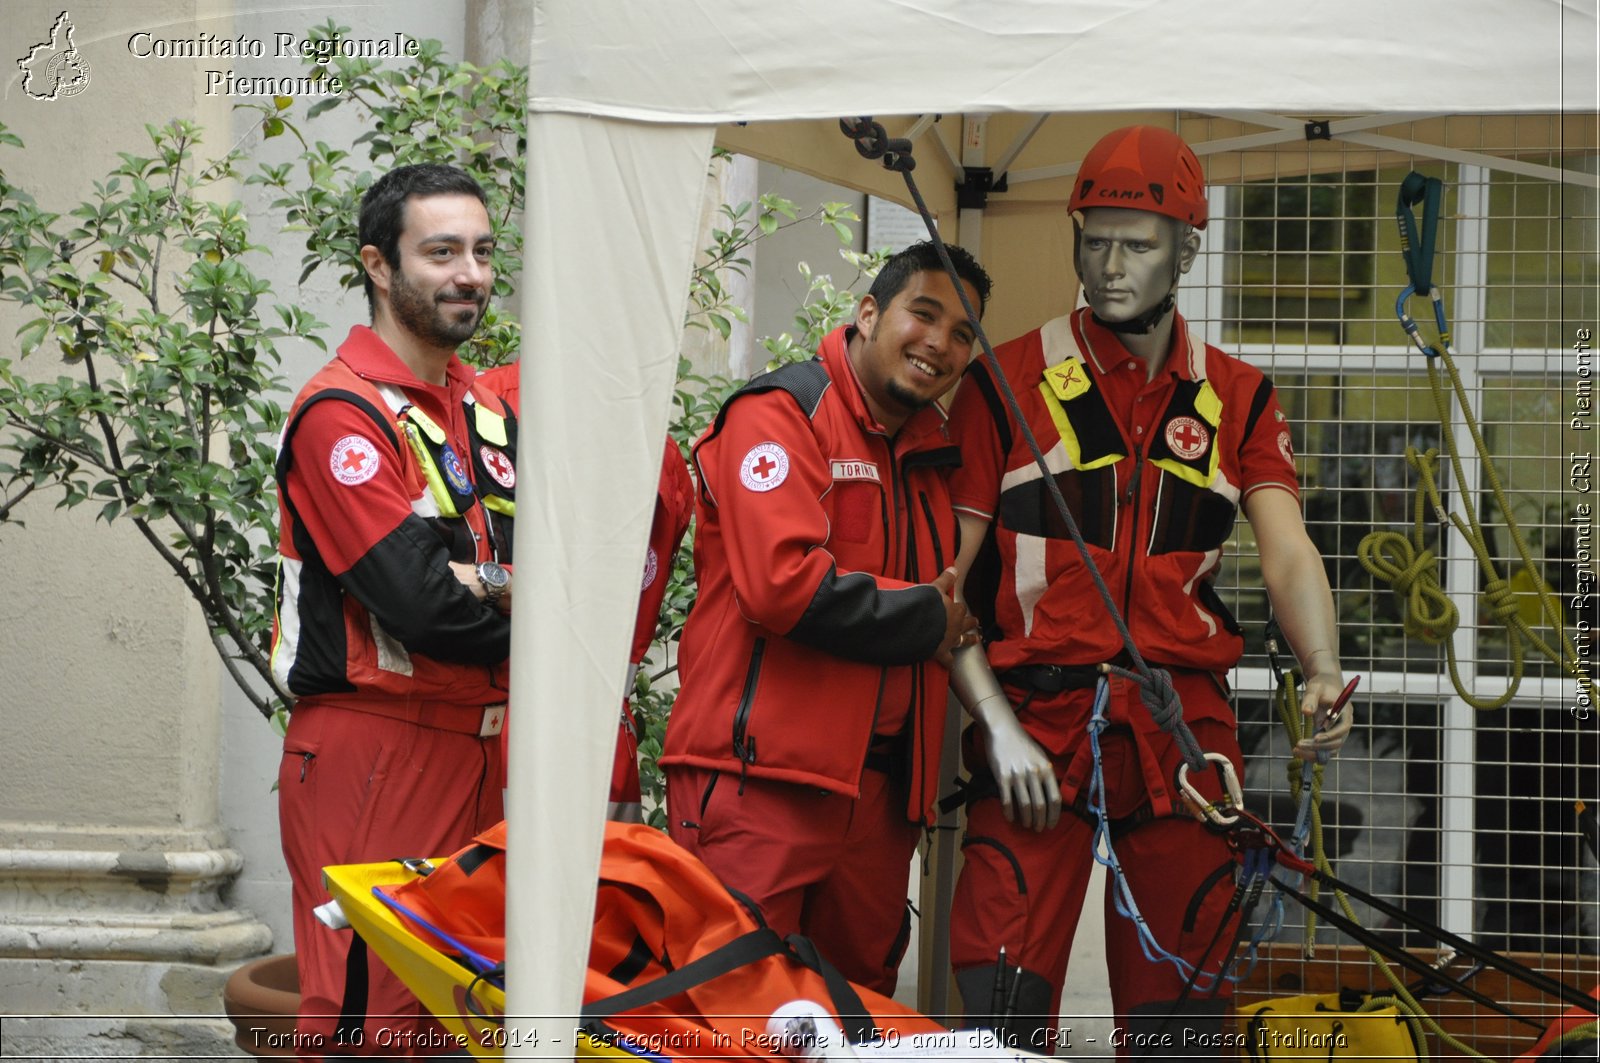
[1173,117,1598,1054]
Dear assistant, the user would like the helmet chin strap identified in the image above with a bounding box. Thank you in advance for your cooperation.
[1092,292,1175,335]
[1076,213,1186,335]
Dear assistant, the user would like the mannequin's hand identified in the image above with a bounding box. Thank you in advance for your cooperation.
[1295,673,1356,761]
[975,697,1061,831]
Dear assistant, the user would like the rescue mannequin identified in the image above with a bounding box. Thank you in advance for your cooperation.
[943,126,1350,1057]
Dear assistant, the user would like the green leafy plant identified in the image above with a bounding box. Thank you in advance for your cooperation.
[0,25,872,806]
[0,117,325,722]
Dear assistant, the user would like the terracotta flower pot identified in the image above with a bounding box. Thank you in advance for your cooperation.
[223,953,300,1057]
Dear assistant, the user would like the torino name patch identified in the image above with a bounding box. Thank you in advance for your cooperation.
[830,459,881,483]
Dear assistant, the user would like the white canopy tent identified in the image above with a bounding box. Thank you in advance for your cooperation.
[506,0,1597,1045]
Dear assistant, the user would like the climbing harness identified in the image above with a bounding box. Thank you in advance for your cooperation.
[1357,171,1595,710]
[1079,677,1274,997]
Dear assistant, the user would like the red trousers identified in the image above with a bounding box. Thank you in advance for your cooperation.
[278,703,505,1060]
[950,714,1242,1051]
[665,766,921,996]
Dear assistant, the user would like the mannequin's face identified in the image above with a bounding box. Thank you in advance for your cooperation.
[1075,208,1196,323]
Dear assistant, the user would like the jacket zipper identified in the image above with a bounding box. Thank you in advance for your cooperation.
[918,492,946,573]
[875,432,895,573]
[1119,443,1145,614]
[731,636,766,793]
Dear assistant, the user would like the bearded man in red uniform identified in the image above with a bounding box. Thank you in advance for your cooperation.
[272,164,516,1059]
[663,241,988,995]
[943,127,1352,1056]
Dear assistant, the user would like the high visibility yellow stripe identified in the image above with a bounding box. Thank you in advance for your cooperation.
[1037,380,1123,472]
[473,401,508,446]
[402,419,464,518]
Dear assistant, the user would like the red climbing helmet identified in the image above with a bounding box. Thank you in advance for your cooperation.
[1068,125,1208,230]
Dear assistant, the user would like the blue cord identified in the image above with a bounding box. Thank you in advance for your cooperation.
[1087,678,1287,991]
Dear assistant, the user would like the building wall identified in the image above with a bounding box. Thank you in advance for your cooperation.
[0,0,488,1054]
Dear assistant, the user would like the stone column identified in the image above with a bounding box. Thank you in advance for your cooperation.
[0,1,272,1055]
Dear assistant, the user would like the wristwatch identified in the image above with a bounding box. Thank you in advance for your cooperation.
[475,561,510,609]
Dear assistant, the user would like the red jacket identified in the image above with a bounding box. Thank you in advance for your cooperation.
[272,326,516,709]
[662,327,958,823]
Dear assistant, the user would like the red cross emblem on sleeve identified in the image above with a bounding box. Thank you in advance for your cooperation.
[329,435,381,486]
[739,442,790,493]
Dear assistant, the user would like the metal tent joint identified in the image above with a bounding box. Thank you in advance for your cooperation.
[956,165,1008,210]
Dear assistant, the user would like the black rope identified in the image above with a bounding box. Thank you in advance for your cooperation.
[1271,875,1542,1028]
[839,116,1207,773]
[1290,863,1600,1014]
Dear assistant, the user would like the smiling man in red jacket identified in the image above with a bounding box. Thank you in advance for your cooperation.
[663,241,989,995]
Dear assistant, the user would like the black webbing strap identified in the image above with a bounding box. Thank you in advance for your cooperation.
[1296,866,1599,1014]
[275,388,399,487]
[785,933,874,1044]
[580,928,787,1025]
[1271,875,1542,1028]
[579,927,879,1046]
[334,932,370,1045]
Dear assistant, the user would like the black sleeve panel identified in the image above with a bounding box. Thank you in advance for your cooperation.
[1241,376,1275,443]
[340,514,511,665]
[787,564,947,666]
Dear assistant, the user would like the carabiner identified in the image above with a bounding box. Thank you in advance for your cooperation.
[1176,751,1244,828]
[1394,284,1452,359]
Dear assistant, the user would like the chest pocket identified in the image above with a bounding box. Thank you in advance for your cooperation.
[1146,380,1237,555]
[828,459,885,545]
[1146,379,1222,489]
[1000,357,1123,549]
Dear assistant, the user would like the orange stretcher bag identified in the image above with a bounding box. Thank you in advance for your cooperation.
[377,821,943,1059]
[381,820,509,972]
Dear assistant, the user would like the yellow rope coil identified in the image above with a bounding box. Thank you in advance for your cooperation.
[1355,344,1596,711]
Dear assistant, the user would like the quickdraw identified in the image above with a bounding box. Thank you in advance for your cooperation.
[1358,171,1596,710]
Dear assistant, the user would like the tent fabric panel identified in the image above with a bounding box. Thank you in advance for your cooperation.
[529,0,1591,122]
[506,112,716,1039]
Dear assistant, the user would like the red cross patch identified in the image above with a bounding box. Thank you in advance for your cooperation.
[1165,416,1210,461]
[330,435,381,486]
[480,445,515,489]
[739,442,790,493]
